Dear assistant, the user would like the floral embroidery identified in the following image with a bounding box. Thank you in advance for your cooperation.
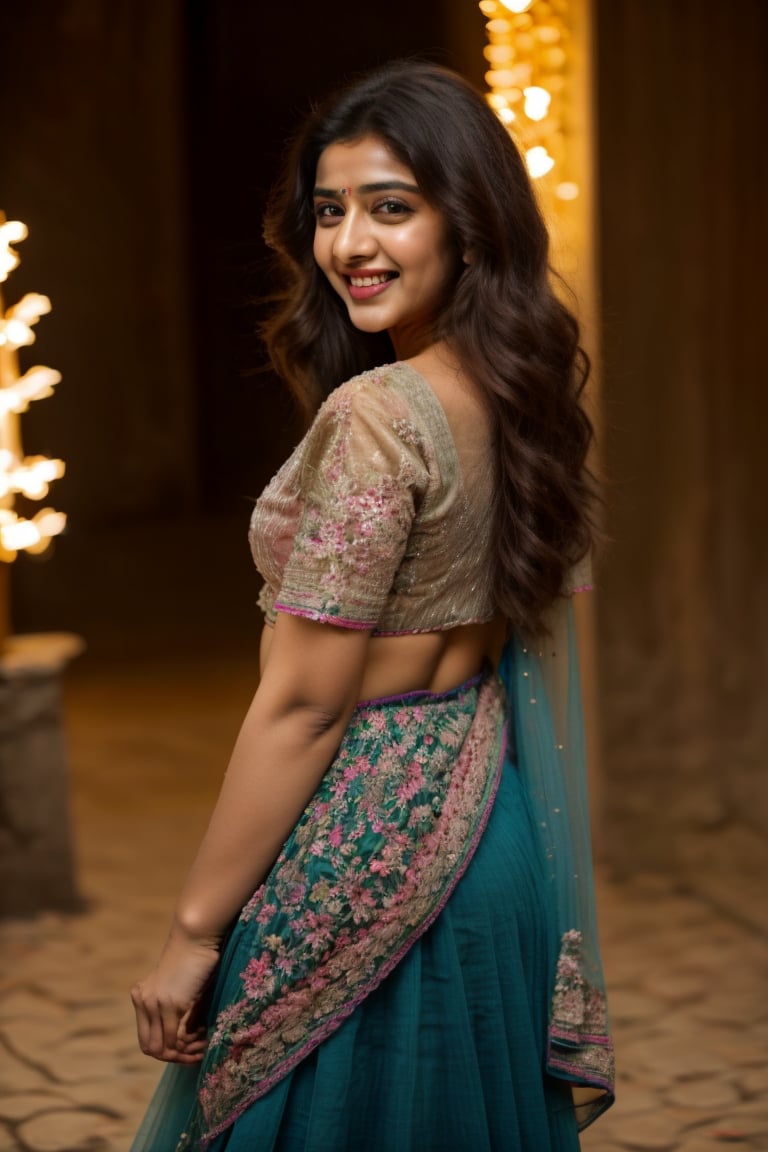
[185,674,505,1146]
[249,365,497,635]
[260,373,431,630]
[548,928,614,1092]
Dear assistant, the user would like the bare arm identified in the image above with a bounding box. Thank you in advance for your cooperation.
[131,614,371,1062]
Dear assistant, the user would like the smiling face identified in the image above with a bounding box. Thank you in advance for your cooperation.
[312,136,459,359]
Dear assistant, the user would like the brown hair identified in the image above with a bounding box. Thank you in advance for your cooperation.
[262,60,596,635]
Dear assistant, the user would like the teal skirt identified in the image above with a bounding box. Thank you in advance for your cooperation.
[131,678,579,1151]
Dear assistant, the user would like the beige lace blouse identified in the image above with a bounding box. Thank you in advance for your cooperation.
[249,363,497,635]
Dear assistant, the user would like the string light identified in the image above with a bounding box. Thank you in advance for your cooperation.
[0,220,28,282]
[526,145,556,178]
[0,366,61,416]
[479,0,579,201]
[523,85,552,121]
[0,508,66,554]
[555,181,580,201]
[0,454,65,501]
[0,213,66,561]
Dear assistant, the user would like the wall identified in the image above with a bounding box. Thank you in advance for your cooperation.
[0,1,197,528]
[595,0,768,872]
[2,0,477,648]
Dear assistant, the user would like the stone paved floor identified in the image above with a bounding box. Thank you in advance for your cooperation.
[1,653,766,1152]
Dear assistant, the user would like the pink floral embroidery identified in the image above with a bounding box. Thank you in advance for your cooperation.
[548,928,614,1090]
[273,398,424,627]
[248,366,499,638]
[187,675,505,1146]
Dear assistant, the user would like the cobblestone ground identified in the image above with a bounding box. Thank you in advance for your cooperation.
[1,656,766,1152]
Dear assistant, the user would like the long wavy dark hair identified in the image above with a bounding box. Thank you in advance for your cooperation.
[262,60,596,636]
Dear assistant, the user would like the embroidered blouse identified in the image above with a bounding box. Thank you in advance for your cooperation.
[249,363,497,635]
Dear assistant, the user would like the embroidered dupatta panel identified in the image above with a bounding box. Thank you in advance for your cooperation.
[502,596,615,1128]
[179,673,506,1148]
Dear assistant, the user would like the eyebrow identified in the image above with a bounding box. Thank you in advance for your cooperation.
[312,180,421,198]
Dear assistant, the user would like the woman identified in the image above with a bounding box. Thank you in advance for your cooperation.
[131,61,614,1150]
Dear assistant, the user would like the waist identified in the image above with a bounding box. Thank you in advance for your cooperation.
[356,665,487,710]
[358,618,506,701]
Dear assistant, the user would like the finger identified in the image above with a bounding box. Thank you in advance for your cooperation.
[185,990,211,1035]
[130,984,153,1056]
[178,1007,207,1045]
[176,1025,207,1052]
[161,1002,186,1055]
[164,1048,205,1064]
[177,1036,207,1055]
[136,989,167,1059]
[142,996,168,1059]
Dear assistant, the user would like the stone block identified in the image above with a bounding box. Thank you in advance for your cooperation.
[0,635,84,918]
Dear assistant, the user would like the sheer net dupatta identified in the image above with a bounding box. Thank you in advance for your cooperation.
[499,577,615,1130]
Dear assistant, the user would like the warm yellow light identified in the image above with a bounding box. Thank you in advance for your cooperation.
[34,509,66,537]
[536,23,561,44]
[0,213,66,561]
[0,220,27,246]
[480,0,575,198]
[7,292,51,325]
[523,85,552,121]
[525,146,555,178]
[0,456,65,500]
[555,181,580,201]
[1,519,40,551]
[485,65,531,90]
[484,44,514,65]
[486,68,513,90]
[0,365,61,415]
[0,317,36,349]
[0,220,28,284]
[545,46,567,69]
[0,507,66,555]
[0,250,20,282]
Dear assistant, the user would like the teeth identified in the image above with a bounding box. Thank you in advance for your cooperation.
[350,274,391,287]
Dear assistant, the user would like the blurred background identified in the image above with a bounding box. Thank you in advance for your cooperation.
[3,0,766,894]
[0,1,766,1149]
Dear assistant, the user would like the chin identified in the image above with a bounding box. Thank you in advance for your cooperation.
[345,312,389,335]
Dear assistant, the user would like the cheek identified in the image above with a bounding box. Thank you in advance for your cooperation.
[313,230,330,270]
[424,248,458,298]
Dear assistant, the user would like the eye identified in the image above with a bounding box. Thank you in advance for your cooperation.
[313,202,344,226]
[373,198,413,218]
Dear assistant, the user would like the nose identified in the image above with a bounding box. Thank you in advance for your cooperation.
[332,205,377,264]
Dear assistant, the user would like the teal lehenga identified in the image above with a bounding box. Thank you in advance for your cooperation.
[131,609,613,1151]
[131,367,614,1150]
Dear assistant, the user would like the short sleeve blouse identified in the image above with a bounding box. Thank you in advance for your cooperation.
[249,364,498,635]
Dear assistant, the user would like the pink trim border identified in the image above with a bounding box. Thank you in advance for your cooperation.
[547,1054,614,1093]
[272,601,496,637]
[272,602,374,630]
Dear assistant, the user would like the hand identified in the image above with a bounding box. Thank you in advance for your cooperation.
[131,926,221,1063]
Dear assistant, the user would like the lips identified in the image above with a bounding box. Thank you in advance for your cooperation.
[344,271,398,301]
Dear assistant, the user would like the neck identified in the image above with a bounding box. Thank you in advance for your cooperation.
[389,321,440,361]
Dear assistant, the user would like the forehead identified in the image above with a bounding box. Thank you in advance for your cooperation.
[315,135,416,186]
